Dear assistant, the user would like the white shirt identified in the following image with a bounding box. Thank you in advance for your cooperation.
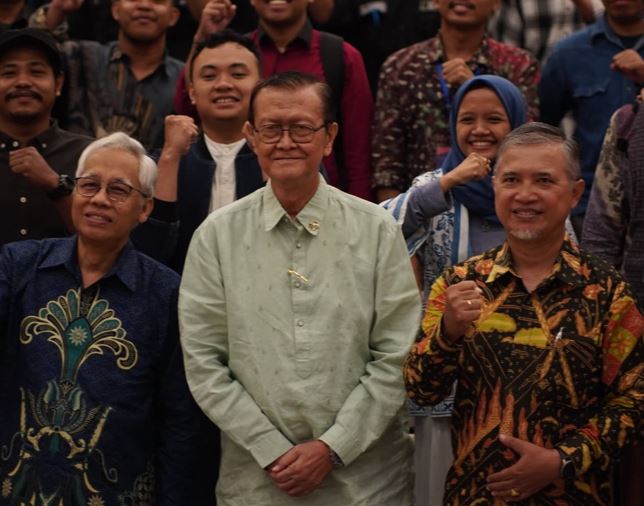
[204,135,247,212]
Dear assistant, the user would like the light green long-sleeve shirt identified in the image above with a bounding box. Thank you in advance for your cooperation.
[179,179,420,505]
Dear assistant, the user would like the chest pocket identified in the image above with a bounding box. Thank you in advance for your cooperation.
[571,78,611,124]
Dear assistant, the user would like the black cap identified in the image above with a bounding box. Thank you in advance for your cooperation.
[0,28,63,75]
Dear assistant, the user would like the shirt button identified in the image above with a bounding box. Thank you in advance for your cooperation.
[41,143,47,149]
[296,242,302,249]
[19,196,27,203]
[11,141,19,148]
[294,281,301,288]
[297,320,304,327]
[0,143,5,149]
[19,228,27,236]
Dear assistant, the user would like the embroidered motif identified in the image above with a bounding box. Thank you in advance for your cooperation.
[1,288,138,504]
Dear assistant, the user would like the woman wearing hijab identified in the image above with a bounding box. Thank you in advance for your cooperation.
[383,74,528,506]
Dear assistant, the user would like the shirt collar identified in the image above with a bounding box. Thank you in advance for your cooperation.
[262,175,329,235]
[109,42,170,76]
[38,236,140,292]
[432,33,490,66]
[590,13,644,50]
[257,18,313,48]
[485,235,586,288]
[0,120,61,151]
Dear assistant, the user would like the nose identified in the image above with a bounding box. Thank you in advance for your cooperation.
[214,74,233,90]
[471,118,490,134]
[15,70,32,87]
[88,185,111,206]
[275,128,297,149]
[514,181,537,202]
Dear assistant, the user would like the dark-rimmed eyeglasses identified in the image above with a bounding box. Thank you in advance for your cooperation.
[252,124,327,144]
[74,176,149,203]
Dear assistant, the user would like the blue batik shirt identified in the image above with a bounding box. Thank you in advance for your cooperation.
[0,237,199,505]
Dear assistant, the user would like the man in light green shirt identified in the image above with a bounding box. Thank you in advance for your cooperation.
[179,72,420,505]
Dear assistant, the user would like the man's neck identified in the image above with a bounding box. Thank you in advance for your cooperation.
[439,23,486,60]
[0,117,50,146]
[0,1,24,25]
[507,234,565,293]
[259,16,307,52]
[607,15,644,37]
[203,120,246,145]
[77,236,126,288]
[272,177,318,218]
[117,32,167,81]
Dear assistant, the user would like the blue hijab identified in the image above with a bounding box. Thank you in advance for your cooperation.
[442,75,528,223]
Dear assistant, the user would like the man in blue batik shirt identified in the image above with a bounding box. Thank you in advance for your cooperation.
[0,132,200,505]
[539,0,644,237]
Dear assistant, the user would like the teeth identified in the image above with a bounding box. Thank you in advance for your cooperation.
[269,0,287,4]
[88,214,109,223]
[215,98,236,103]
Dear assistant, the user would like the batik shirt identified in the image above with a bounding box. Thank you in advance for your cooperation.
[0,237,200,506]
[371,35,539,192]
[405,237,644,505]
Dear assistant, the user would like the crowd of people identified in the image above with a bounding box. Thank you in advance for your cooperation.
[0,1,642,505]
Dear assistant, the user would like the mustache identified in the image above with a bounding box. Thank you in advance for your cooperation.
[5,89,43,101]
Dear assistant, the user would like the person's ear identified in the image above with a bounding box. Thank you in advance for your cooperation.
[243,121,256,151]
[323,122,339,157]
[570,178,585,209]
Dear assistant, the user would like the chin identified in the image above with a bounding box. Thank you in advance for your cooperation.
[509,228,542,241]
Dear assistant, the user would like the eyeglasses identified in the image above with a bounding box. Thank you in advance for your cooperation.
[252,124,327,144]
[74,176,149,203]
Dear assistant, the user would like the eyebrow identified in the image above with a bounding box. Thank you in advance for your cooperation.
[199,63,250,72]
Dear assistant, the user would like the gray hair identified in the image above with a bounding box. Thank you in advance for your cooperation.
[76,132,157,197]
[495,122,581,180]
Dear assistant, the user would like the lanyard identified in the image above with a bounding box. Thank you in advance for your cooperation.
[436,63,480,113]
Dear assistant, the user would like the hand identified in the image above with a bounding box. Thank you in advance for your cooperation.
[267,440,333,497]
[442,280,483,343]
[195,0,236,41]
[487,434,562,502]
[9,147,59,191]
[441,58,474,87]
[162,115,199,158]
[440,153,491,192]
[611,49,644,84]
[50,0,85,13]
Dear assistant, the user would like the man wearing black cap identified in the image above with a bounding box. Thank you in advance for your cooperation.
[0,27,91,246]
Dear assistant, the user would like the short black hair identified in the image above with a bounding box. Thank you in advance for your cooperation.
[189,30,261,81]
[248,71,334,125]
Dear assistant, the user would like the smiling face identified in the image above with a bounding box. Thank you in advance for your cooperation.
[250,0,311,29]
[244,85,337,190]
[112,0,179,44]
[456,86,511,160]
[189,42,261,129]
[0,45,62,128]
[72,147,152,249]
[493,143,584,245]
[436,0,500,28]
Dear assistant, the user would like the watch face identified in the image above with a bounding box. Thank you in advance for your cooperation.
[562,458,575,480]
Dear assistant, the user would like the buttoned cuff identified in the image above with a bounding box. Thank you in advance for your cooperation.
[249,430,294,469]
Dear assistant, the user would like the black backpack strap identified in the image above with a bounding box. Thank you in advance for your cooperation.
[319,31,348,191]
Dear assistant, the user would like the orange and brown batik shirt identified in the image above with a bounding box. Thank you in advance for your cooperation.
[405,237,643,505]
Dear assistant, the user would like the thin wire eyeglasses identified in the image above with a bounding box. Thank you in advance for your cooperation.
[252,124,327,144]
[74,176,149,203]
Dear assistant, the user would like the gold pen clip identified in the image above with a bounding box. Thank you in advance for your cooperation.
[288,269,309,284]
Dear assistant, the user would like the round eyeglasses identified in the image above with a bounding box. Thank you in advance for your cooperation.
[252,124,327,144]
[74,176,149,203]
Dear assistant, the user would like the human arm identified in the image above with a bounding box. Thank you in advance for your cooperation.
[155,288,205,505]
[581,110,626,267]
[339,43,373,200]
[507,50,541,122]
[178,223,294,469]
[539,49,570,126]
[404,271,483,406]
[371,53,408,199]
[43,0,84,30]
[9,147,74,232]
[312,221,420,464]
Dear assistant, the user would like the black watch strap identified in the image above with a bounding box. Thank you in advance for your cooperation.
[556,448,575,481]
[47,174,75,200]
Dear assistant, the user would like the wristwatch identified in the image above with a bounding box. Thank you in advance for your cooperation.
[47,174,75,200]
[556,448,575,481]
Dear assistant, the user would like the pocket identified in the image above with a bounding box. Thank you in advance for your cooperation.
[571,78,610,100]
